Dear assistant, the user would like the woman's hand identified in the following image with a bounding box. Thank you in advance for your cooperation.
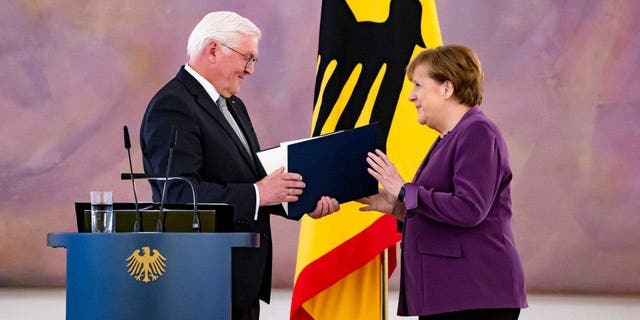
[357,190,394,214]
[366,149,405,200]
[357,189,406,221]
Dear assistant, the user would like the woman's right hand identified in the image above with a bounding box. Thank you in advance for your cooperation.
[358,188,406,221]
[357,188,395,214]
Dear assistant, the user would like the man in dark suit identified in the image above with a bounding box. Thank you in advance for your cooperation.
[140,11,338,320]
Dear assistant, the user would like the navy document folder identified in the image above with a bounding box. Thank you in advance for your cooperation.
[257,123,384,219]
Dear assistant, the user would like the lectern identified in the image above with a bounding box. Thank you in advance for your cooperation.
[48,232,259,320]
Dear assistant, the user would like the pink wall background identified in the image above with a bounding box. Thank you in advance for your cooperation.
[1,0,639,293]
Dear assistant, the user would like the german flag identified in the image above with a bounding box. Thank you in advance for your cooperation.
[291,1,443,319]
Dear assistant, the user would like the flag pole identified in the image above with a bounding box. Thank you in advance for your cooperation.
[381,248,389,320]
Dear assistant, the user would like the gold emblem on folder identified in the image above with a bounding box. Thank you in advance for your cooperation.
[126,246,167,282]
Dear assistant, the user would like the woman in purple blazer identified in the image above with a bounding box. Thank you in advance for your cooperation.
[361,45,527,319]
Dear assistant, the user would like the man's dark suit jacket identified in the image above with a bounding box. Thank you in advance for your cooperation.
[140,66,287,307]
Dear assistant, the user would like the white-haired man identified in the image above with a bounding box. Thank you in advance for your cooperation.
[140,11,338,320]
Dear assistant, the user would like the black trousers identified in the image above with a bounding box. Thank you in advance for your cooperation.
[419,308,520,320]
[232,300,260,320]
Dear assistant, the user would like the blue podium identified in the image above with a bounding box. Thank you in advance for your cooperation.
[47,232,259,320]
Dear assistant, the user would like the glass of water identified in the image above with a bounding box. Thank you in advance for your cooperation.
[90,191,114,233]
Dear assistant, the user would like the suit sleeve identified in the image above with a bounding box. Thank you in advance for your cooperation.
[404,122,504,227]
[141,92,258,222]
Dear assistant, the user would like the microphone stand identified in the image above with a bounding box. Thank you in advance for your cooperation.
[157,127,177,232]
[121,174,200,232]
[122,125,200,232]
[123,126,143,232]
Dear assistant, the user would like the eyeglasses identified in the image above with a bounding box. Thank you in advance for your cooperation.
[220,43,258,70]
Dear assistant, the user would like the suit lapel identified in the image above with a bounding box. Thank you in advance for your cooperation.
[226,97,259,153]
[176,68,259,175]
[227,97,266,175]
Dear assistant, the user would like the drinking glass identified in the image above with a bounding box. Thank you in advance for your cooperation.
[90,191,114,233]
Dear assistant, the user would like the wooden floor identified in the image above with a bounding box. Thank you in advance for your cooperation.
[1,288,640,319]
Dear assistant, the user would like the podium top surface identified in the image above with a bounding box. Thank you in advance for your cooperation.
[74,202,234,233]
[47,232,260,249]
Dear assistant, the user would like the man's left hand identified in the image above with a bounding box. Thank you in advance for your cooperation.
[307,196,339,219]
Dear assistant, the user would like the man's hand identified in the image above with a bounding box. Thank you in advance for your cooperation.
[307,196,340,219]
[256,167,305,206]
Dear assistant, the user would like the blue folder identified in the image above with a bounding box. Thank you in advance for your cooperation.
[286,123,384,218]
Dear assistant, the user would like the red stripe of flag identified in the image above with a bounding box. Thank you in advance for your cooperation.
[290,214,401,319]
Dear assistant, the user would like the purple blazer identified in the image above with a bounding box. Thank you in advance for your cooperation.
[395,107,527,316]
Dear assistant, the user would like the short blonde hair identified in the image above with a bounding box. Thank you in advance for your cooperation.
[407,44,483,106]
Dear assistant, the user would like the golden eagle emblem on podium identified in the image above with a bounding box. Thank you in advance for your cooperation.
[126,246,167,282]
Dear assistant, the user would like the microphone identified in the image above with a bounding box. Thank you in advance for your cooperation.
[157,127,177,232]
[123,126,143,232]
[121,173,200,232]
